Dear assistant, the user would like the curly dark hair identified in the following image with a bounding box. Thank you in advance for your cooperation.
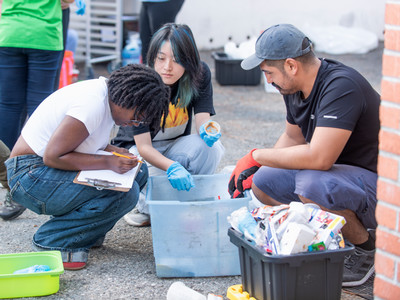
[107,64,170,132]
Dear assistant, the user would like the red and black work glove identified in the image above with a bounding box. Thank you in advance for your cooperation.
[228,149,261,198]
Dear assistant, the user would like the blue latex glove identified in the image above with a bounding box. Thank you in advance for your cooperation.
[75,0,86,15]
[199,121,221,147]
[167,162,195,191]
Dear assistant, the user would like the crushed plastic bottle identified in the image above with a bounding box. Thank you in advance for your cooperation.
[227,207,257,240]
[13,264,51,274]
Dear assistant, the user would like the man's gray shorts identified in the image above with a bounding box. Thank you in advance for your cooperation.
[252,164,377,229]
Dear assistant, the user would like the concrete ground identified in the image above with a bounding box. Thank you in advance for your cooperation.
[0,43,383,300]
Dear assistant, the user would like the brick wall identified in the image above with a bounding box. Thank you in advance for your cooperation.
[375,1,400,299]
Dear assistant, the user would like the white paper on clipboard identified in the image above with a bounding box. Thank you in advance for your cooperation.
[75,150,142,191]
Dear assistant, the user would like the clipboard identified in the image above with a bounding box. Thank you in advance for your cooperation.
[73,151,143,192]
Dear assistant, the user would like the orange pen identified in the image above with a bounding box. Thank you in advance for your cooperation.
[112,151,143,163]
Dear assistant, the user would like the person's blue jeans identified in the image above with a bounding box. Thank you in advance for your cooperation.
[5,155,148,263]
[0,47,62,149]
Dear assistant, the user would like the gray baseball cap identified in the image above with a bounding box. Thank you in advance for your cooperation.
[241,24,312,70]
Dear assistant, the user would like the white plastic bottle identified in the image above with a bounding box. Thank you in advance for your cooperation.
[166,282,206,300]
[122,34,141,66]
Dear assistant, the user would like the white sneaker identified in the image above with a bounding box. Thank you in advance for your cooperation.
[124,208,150,227]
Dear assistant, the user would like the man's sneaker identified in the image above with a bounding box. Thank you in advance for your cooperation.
[0,191,26,221]
[342,246,375,287]
[124,208,150,227]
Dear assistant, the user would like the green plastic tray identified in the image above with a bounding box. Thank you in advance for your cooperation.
[0,251,64,299]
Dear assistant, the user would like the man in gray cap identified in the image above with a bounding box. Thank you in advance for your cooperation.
[228,24,380,287]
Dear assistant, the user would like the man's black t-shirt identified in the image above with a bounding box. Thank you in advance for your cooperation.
[284,59,380,173]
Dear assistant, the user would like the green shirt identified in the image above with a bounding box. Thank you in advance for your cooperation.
[0,0,63,51]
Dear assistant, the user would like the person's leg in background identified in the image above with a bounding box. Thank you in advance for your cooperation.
[0,140,26,220]
[124,134,224,226]
[65,29,79,83]
[0,48,61,149]
[54,7,70,90]
[139,2,151,64]
[0,48,28,150]
[139,0,185,64]
[0,48,61,220]
[66,29,79,55]
[26,48,62,116]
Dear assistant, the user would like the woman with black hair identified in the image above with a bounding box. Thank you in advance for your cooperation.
[5,64,170,270]
[112,23,224,227]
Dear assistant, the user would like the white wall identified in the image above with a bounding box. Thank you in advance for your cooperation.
[176,0,386,50]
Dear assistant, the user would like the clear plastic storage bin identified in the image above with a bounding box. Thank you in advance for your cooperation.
[146,174,251,277]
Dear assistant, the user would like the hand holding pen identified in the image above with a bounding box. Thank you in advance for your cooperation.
[112,152,143,163]
[110,151,143,174]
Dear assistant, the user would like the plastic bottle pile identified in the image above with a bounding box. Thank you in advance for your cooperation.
[228,202,346,255]
[122,32,142,66]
